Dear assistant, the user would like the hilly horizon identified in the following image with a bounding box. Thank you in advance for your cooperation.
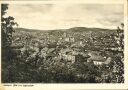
[15,26,117,33]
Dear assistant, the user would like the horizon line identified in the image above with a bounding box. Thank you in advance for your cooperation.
[14,26,117,31]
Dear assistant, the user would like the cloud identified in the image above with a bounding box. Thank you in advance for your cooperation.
[7,4,124,30]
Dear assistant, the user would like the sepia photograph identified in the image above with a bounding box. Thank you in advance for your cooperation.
[1,1,125,84]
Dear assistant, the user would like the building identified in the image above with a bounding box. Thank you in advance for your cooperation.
[63,32,75,42]
[87,51,111,65]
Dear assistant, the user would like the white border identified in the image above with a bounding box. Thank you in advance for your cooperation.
[0,0,128,90]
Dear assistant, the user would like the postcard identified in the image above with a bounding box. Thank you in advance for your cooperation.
[0,0,128,90]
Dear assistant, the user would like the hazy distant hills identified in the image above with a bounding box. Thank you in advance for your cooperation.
[12,26,119,57]
[68,27,116,32]
[15,27,117,33]
[14,27,117,42]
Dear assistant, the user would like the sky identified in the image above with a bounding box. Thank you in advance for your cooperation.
[7,4,124,30]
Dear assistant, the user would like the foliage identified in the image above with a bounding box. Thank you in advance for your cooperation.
[1,4,18,82]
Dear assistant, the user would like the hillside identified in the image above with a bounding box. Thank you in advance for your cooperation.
[15,27,116,33]
[14,27,117,50]
[2,26,123,83]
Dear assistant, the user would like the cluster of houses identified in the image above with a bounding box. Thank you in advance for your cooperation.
[13,30,113,66]
[58,47,112,65]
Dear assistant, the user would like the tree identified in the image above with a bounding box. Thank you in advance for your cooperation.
[1,4,18,48]
[100,23,124,83]
[1,4,18,61]
[116,23,124,52]
[1,4,18,82]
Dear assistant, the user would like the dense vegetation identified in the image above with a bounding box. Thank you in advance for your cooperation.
[1,4,124,83]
